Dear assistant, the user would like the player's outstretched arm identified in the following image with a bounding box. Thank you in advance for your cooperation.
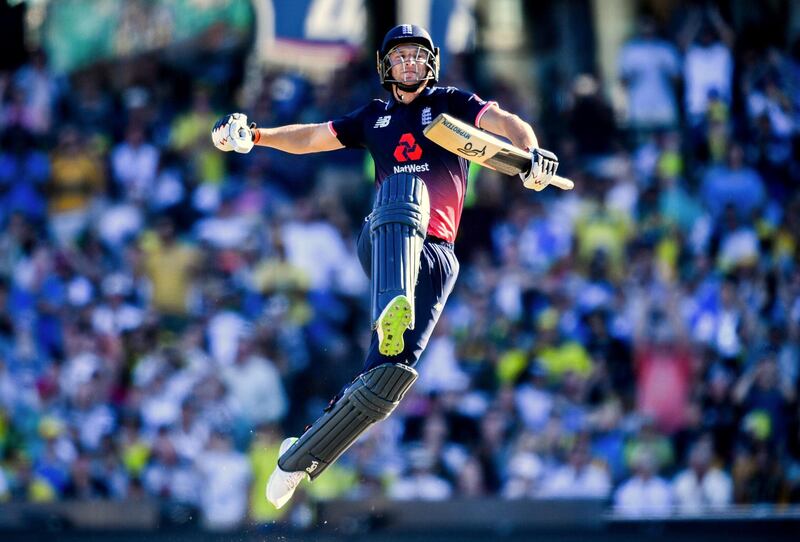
[211,113,343,155]
[252,122,344,154]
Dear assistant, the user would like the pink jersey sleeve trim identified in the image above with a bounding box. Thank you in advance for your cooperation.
[475,100,497,128]
[327,120,337,137]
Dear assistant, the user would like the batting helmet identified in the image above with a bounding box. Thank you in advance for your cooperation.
[377,24,440,92]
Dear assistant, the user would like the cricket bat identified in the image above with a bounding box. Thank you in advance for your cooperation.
[423,113,574,191]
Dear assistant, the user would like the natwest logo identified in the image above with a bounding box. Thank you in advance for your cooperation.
[393,133,423,162]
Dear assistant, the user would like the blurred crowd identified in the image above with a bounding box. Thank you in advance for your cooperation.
[0,6,799,530]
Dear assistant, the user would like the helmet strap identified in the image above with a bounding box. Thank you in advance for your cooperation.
[392,80,427,102]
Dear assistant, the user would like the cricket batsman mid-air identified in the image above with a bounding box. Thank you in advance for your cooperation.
[211,23,559,508]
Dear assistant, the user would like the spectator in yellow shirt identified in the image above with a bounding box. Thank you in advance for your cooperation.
[169,87,224,183]
[48,126,105,246]
[141,217,199,329]
[533,308,593,382]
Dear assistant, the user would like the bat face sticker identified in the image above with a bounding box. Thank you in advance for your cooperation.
[456,142,486,157]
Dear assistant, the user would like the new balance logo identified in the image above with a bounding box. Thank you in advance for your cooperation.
[373,115,391,128]
[421,107,432,126]
[306,461,319,474]
[393,133,423,162]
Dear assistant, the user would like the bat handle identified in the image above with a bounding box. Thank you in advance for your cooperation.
[522,151,574,190]
[551,175,574,190]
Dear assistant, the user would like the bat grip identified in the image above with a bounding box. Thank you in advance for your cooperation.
[551,175,574,190]
[522,167,574,191]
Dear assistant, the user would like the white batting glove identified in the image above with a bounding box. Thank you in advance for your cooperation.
[521,148,559,191]
[211,113,255,154]
[229,113,255,154]
[211,114,235,152]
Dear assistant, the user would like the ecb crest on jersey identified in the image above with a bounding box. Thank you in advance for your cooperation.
[421,107,432,126]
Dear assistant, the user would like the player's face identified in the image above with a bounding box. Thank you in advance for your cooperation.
[388,44,431,84]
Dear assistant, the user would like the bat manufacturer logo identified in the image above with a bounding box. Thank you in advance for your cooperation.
[441,118,471,139]
[306,460,319,474]
[456,142,486,157]
[393,133,423,162]
[373,115,391,128]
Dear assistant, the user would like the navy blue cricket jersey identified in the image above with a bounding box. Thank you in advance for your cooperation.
[328,86,496,243]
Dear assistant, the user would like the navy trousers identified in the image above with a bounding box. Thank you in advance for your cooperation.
[356,219,460,372]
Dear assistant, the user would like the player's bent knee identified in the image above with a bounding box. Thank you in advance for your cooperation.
[278,363,417,479]
[370,173,430,234]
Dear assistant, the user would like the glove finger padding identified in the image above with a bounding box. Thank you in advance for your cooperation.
[521,147,559,191]
[211,114,235,152]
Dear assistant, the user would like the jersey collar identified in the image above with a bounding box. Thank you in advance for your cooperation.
[385,86,436,110]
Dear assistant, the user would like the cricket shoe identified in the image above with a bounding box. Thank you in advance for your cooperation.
[266,437,308,509]
[376,294,413,356]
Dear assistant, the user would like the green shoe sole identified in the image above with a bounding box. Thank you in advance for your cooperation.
[376,295,413,356]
